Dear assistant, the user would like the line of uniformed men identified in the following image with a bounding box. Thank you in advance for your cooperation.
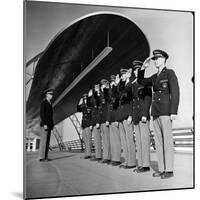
[77,49,180,179]
[77,60,152,172]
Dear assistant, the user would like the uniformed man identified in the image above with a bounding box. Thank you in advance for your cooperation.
[39,88,54,162]
[117,68,137,169]
[99,79,111,164]
[107,74,122,166]
[138,49,180,179]
[131,60,152,173]
[77,93,92,159]
[90,84,102,161]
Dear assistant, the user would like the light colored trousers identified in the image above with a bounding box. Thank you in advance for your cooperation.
[39,127,51,160]
[82,127,92,157]
[119,120,136,166]
[101,123,111,160]
[92,126,102,159]
[109,122,121,162]
[153,116,174,172]
[134,121,150,167]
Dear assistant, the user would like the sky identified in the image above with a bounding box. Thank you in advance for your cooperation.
[25,1,193,142]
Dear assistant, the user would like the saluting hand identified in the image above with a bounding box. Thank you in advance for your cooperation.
[44,125,48,130]
[101,84,105,90]
[114,121,119,127]
[88,90,93,97]
[170,114,177,121]
[79,98,83,105]
[110,81,115,87]
[105,121,109,127]
[142,56,153,70]
[96,123,100,129]
[115,74,120,85]
[127,116,132,125]
[141,116,147,123]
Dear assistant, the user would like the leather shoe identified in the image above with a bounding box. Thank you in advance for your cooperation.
[90,157,102,161]
[99,159,111,164]
[84,156,91,159]
[152,171,163,177]
[122,165,136,169]
[136,167,150,173]
[133,166,142,172]
[80,156,91,159]
[161,171,174,179]
[119,164,127,168]
[111,161,121,166]
[126,165,136,169]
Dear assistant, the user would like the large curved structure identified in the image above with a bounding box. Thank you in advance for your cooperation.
[26,13,150,127]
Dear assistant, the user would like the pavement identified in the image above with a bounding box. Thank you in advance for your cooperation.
[25,150,194,199]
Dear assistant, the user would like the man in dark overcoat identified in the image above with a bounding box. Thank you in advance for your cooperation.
[39,89,54,161]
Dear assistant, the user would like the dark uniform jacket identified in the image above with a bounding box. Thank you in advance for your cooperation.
[107,84,120,123]
[90,91,101,126]
[117,80,133,122]
[99,88,110,124]
[40,99,54,130]
[131,81,152,125]
[77,98,91,129]
[138,67,180,117]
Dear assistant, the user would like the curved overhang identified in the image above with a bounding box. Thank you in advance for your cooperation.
[26,12,150,127]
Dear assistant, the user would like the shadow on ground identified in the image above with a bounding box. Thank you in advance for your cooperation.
[51,154,76,161]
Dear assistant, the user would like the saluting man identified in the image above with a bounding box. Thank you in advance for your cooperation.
[138,50,180,179]
[131,60,152,173]
[77,93,92,159]
[99,79,111,164]
[107,74,122,166]
[90,84,102,162]
[118,68,137,169]
[39,89,54,162]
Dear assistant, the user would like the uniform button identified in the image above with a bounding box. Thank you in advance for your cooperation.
[159,91,161,93]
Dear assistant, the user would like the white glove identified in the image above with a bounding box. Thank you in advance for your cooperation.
[141,116,147,123]
[142,56,153,69]
[170,114,177,121]
[115,74,120,84]
[44,125,48,130]
[106,121,109,126]
[114,121,119,127]
[127,116,132,125]
[79,98,83,105]
[110,81,115,87]
[88,89,93,97]
[96,123,100,129]
[101,84,106,90]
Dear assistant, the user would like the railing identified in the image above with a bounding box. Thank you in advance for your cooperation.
[51,127,193,152]
[172,127,194,148]
[149,127,193,150]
